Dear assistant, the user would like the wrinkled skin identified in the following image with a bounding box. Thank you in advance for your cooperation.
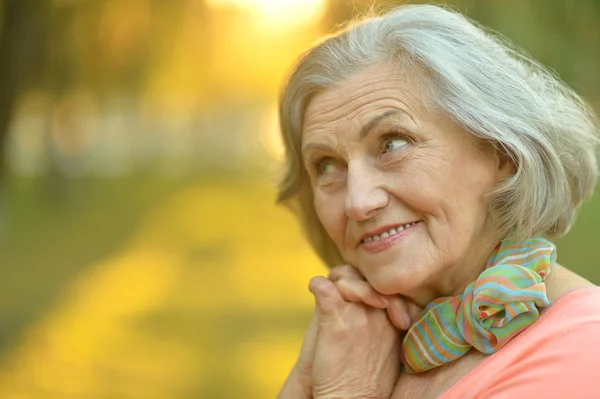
[278,266,412,399]
[279,62,513,399]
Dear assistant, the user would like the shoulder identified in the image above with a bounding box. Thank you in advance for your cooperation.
[523,264,600,348]
[544,263,596,302]
[495,285,600,367]
[483,288,600,398]
[527,286,600,353]
[441,287,600,399]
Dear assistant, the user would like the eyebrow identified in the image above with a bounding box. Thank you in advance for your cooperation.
[302,109,407,155]
[360,110,404,139]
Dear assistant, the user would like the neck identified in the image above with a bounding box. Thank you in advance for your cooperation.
[407,234,501,308]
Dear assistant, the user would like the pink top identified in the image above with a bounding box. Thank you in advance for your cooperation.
[440,287,600,399]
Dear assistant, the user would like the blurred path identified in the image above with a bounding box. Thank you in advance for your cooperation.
[0,179,324,398]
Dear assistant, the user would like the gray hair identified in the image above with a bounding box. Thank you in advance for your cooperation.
[277,4,599,267]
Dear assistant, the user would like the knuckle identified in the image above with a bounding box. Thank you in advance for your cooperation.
[328,265,346,281]
[338,264,355,274]
[328,267,344,279]
[309,276,331,295]
[336,280,360,301]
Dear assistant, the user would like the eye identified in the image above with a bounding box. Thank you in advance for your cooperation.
[383,137,408,153]
[318,158,338,175]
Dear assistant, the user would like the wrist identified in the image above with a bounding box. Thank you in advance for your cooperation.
[314,386,390,399]
[315,395,389,399]
[277,366,312,399]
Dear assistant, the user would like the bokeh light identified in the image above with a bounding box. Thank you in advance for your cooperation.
[205,0,327,29]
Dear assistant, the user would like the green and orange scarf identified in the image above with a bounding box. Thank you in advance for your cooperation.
[402,237,555,373]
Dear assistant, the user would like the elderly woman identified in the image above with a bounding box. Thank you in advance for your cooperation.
[276,4,600,399]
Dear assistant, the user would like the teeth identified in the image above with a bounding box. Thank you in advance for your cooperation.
[362,221,419,244]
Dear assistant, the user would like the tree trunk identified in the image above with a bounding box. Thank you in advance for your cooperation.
[0,0,48,180]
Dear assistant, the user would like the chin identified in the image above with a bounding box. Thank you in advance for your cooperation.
[361,258,432,296]
[364,268,416,296]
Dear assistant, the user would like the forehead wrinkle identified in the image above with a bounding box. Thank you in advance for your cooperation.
[303,64,425,148]
[305,84,421,130]
[305,91,416,134]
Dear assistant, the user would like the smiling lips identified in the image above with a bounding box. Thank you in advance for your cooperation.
[361,221,420,244]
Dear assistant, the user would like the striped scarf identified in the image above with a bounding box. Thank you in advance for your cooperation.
[402,237,555,374]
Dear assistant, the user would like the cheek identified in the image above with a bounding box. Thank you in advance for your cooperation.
[387,160,447,214]
[314,192,346,245]
[389,157,489,243]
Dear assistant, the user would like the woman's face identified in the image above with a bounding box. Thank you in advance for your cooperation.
[301,63,511,303]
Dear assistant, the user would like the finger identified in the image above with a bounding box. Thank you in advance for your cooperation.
[295,309,318,376]
[309,276,346,317]
[333,278,389,309]
[299,310,318,357]
[386,295,412,330]
[328,264,366,282]
[407,300,423,323]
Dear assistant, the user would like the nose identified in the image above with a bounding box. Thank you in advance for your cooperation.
[345,161,388,221]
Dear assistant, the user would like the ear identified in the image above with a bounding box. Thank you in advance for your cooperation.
[495,144,516,180]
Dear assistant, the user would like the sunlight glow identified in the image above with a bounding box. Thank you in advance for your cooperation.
[205,0,326,28]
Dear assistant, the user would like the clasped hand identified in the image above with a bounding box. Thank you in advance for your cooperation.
[278,265,422,399]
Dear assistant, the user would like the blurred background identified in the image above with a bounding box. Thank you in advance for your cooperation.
[0,0,598,398]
